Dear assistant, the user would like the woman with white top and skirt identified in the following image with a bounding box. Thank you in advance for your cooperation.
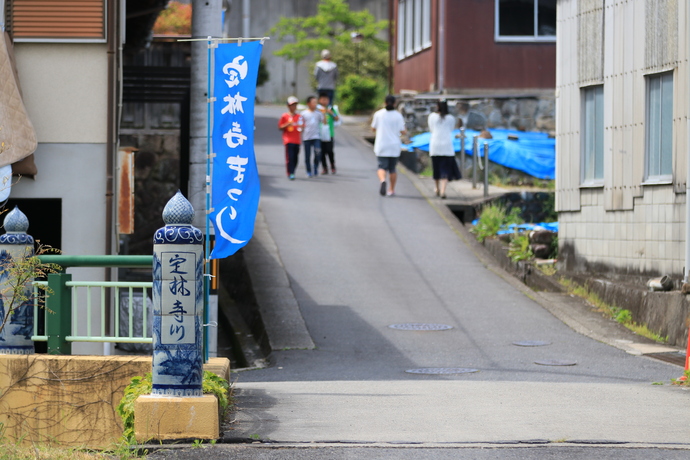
[428,100,461,199]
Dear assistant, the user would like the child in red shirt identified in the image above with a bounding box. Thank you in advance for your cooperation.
[278,96,303,180]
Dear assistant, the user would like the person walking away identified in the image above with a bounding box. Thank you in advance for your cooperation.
[317,92,340,174]
[314,49,338,105]
[278,96,303,180]
[301,96,323,177]
[428,100,461,198]
[371,95,406,196]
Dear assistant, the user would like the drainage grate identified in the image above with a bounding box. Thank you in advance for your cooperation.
[513,340,551,347]
[389,323,453,331]
[534,360,577,366]
[405,368,479,375]
[645,352,686,367]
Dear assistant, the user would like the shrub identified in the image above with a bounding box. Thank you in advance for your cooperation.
[508,231,533,262]
[117,371,231,443]
[470,203,523,243]
[337,75,383,114]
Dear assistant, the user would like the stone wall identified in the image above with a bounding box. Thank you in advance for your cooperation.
[398,95,556,135]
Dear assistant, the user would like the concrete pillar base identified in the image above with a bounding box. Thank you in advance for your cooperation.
[134,394,219,442]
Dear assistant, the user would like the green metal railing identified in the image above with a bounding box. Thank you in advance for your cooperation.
[34,255,153,354]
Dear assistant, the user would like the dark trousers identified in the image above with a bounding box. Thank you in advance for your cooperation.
[321,140,335,171]
[285,143,299,175]
[318,89,334,105]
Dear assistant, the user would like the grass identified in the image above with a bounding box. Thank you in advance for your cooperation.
[559,278,668,343]
[0,443,131,460]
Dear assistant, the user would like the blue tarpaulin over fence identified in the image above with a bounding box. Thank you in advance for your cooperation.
[403,128,555,180]
[470,221,559,235]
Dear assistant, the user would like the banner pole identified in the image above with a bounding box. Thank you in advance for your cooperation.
[204,37,213,363]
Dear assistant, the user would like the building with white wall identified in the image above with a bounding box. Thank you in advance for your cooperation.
[556,0,689,280]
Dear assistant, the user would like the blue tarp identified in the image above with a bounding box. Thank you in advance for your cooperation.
[403,128,555,180]
[470,220,559,235]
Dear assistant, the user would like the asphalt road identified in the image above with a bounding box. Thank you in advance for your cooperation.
[147,105,690,459]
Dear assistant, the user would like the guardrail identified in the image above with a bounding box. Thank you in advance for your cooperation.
[34,255,153,354]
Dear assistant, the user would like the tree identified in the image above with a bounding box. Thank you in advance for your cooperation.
[153,1,192,36]
[270,0,389,99]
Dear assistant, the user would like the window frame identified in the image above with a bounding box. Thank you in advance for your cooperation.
[494,0,556,43]
[644,71,674,184]
[580,84,605,187]
[397,0,432,61]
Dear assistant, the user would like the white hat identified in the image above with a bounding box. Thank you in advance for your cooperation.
[321,49,331,59]
[287,96,299,105]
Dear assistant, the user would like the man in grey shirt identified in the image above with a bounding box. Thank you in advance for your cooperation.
[314,49,338,105]
[301,96,324,177]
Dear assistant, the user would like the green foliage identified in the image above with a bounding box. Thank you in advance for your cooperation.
[470,203,523,243]
[508,231,533,262]
[202,370,231,416]
[559,278,668,343]
[337,74,384,114]
[615,309,633,324]
[672,370,690,386]
[0,244,61,337]
[270,0,389,98]
[117,371,232,444]
[257,58,270,87]
[117,374,153,443]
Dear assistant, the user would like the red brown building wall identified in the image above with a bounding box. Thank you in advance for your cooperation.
[393,0,556,94]
[445,0,555,91]
[392,0,438,93]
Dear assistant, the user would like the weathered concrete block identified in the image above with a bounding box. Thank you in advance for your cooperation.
[134,394,219,442]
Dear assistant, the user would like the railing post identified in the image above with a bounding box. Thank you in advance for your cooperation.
[484,142,490,198]
[46,272,72,355]
[472,135,479,189]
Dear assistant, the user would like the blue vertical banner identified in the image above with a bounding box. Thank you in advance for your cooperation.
[210,41,263,259]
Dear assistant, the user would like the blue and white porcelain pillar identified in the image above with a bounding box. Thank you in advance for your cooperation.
[0,207,35,355]
[151,192,204,396]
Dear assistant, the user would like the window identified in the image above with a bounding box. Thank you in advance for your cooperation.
[581,85,604,184]
[646,72,674,180]
[397,0,432,60]
[495,0,556,42]
[6,0,106,42]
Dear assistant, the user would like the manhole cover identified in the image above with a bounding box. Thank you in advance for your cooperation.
[388,323,453,331]
[534,360,577,366]
[405,368,479,375]
[513,340,551,347]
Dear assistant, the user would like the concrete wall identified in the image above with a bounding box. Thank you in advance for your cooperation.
[225,0,389,103]
[0,355,230,448]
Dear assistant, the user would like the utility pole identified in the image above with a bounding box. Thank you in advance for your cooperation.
[190,0,222,229]
[190,0,223,358]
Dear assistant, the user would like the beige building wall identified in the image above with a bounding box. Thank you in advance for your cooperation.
[556,0,690,277]
[13,43,109,143]
[11,43,110,354]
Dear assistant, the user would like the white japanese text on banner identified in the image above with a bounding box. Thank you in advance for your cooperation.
[210,41,263,259]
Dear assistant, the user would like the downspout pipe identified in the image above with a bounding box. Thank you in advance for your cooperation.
[106,0,117,257]
[685,0,690,286]
[437,0,445,92]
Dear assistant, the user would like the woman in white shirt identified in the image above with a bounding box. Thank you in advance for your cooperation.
[428,100,461,199]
